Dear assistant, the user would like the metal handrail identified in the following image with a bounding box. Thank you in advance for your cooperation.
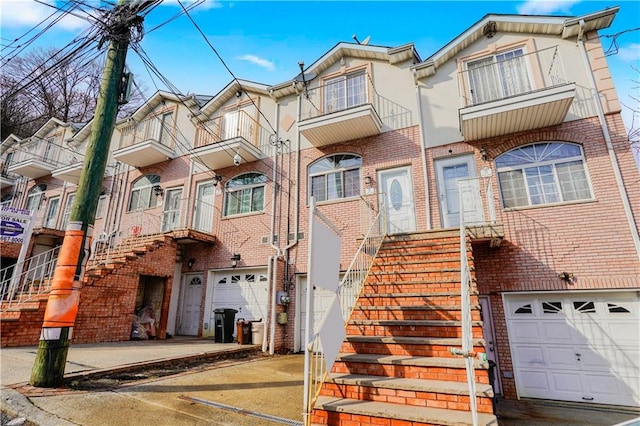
[0,246,61,311]
[303,198,386,425]
[195,109,273,154]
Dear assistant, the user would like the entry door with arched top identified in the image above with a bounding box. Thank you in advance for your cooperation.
[378,167,416,234]
[178,274,203,336]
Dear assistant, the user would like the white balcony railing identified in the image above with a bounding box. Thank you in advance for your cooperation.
[458,45,568,107]
[118,114,176,150]
[195,109,273,154]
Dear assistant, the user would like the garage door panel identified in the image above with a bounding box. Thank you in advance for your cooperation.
[506,292,640,407]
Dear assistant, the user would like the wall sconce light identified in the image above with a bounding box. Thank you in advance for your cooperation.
[558,272,574,283]
[364,175,372,186]
[213,175,223,187]
[483,21,497,38]
[231,253,241,268]
[152,184,163,197]
[187,258,196,269]
[480,148,488,161]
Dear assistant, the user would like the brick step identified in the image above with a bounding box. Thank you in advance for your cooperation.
[333,353,490,383]
[346,320,484,339]
[372,256,469,268]
[379,238,462,250]
[358,293,476,307]
[351,305,481,321]
[362,280,474,290]
[342,336,485,358]
[377,246,462,258]
[321,373,494,413]
[312,395,497,426]
[371,269,470,281]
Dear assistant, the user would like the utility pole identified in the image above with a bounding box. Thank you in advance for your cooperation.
[30,0,156,387]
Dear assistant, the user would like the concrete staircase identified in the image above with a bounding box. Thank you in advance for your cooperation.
[310,230,497,426]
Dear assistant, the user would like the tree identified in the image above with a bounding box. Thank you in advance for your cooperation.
[1,47,144,140]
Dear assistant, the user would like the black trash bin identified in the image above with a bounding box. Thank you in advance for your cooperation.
[214,308,238,343]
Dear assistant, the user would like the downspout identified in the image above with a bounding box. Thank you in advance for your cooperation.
[184,160,195,229]
[284,84,302,252]
[103,160,119,236]
[577,19,640,260]
[264,255,273,353]
[268,92,283,355]
[414,72,432,229]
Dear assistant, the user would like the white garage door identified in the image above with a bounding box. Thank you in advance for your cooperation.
[299,276,338,352]
[505,292,640,406]
[211,269,269,330]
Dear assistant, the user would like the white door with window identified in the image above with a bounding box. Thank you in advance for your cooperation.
[505,292,640,406]
[178,275,203,336]
[193,181,215,232]
[161,188,182,232]
[436,156,483,228]
[378,167,416,234]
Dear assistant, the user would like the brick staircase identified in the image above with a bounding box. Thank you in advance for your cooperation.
[310,230,497,426]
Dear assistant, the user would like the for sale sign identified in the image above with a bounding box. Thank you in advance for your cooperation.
[1,206,32,244]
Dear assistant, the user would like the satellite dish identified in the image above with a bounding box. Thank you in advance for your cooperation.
[362,36,371,45]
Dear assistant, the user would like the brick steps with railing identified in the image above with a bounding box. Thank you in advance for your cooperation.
[310,230,496,425]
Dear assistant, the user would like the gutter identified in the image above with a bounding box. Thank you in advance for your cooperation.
[576,19,640,261]
[413,74,432,229]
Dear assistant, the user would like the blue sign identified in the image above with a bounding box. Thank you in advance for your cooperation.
[1,220,24,237]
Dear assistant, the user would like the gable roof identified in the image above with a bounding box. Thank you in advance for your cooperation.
[411,6,619,79]
[197,79,272,118]
[117,90,206,125]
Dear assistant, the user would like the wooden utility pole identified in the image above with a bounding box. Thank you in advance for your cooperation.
[30,0,155,387]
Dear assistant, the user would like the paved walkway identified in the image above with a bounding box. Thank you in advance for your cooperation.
[2,338,639,425]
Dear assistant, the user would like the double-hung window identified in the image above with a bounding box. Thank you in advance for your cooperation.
[324,71,367,114]
[496,142,592,208]
[128,174,160,212]
[467,48,531,104]
[25,185,45,212]
[224,173,266,216]
[309,154,361,202]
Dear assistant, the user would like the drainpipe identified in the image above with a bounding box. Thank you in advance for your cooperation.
[264,255,273,353]
[284,88,302,253]
[577,19,640,261]
[414,74,432,229]
[184,160,195,229]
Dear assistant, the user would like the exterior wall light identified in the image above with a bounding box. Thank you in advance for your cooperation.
[231,253,241,268]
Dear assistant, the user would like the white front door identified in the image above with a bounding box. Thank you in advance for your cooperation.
[298,275,338,352]
[435,156,483,227]
[178,275,203,336]
[378,167,416,234]
[162,187,182,232]
[193,181,214,232]
[505,292,640,406]
[479,296,502,394]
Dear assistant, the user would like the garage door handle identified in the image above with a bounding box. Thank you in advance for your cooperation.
[582,397,594,401]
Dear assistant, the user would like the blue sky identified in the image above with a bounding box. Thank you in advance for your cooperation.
[1,0,639,134]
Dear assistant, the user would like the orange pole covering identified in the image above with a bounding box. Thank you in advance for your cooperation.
[42,225,92,328]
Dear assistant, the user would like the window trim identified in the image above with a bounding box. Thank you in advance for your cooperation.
[307,153,363,205]
[128,174,161,212]
[223,172,267,217]
[496,142,594,210]
[319,64,371,115]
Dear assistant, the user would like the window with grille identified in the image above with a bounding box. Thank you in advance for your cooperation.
[224,172,266,216]
[309,154,361,202]
[128,174,160,212]
[466,48,531,104]
[324,71,367,114]
[496,142,592,208]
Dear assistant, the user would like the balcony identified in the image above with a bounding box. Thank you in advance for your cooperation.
[299,73,383,147]
[51,150,85,185]
[113,116,177,168]
[458,46,576,141]
[191,110,272,170]
[7,138,62,179]
[0,161,19,188]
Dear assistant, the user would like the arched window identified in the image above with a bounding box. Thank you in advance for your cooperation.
[224,172,266,216]
[25,184,46,212]
[496,142,592,208]
[128,174,160,212]
[308,154,361,202]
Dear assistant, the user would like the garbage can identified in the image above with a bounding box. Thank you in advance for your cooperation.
[251,320,264,346]
[236,319,252,345]
[214,308,238,343]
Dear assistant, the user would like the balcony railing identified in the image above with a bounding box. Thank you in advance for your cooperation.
[458,45,569,107]
[195,110,273,154]
[118,115,175,150]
